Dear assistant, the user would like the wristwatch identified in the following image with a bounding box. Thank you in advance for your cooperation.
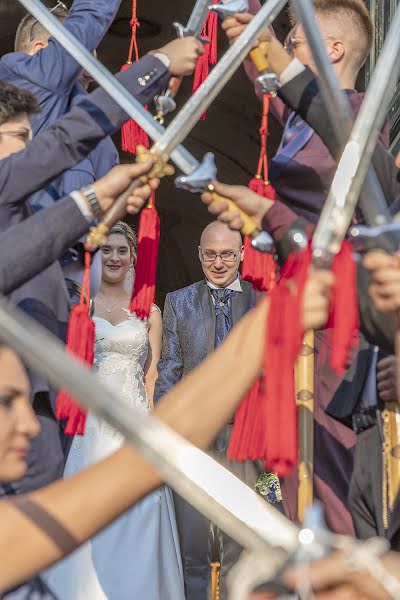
[80,185,102,219]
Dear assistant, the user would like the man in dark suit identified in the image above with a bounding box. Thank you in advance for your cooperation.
[154,220,263,600]
[236,0,385,223]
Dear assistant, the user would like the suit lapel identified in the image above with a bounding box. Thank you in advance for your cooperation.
[231,281,254,326]
[197,281,215,355]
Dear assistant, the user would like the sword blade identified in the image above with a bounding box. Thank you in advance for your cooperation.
[0,297,299,555]
[291,0,390,228]
[17,0,199,175]
[152,0,288,158]
[186,0,211,37]
[312,6,400,261]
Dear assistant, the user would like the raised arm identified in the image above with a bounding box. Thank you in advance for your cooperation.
[0,267,334,592]
[12,0,122,93]
[1,34,204,210]
[153,294,184,404]
[0,161,158,295]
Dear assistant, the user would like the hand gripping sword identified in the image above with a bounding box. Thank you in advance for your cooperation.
[154,0,211,123]
[210,0,280,96]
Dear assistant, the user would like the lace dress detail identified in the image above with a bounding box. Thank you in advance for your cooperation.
[43,313,185,600]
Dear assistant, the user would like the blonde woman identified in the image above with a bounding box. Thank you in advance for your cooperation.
[45,222,184,600]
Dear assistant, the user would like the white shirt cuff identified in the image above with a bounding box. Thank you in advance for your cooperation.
[70,190,93,223]
[279,58,305,87]
[152,52,171,69]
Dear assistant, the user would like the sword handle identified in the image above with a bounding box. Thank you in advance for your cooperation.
[169,76,184,97]
[209,189,261,237]
[249,46,269,72]
[85,177,147,252]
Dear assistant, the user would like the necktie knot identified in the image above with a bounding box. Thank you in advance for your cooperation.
[211,288,232,306]
[210,288,234,348]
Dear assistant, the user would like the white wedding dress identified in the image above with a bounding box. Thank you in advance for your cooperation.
[44,311,185,600]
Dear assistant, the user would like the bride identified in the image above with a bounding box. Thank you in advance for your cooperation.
[44,222,185,600]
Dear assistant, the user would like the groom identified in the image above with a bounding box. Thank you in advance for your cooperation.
[154,221,262,600]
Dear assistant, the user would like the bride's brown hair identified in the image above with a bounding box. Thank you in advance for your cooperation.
[109,221,138,266]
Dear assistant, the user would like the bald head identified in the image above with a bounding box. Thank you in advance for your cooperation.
[199,221,244,288]
[200,220,242,248]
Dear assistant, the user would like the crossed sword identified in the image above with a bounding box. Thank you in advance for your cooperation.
[9,0,400,597]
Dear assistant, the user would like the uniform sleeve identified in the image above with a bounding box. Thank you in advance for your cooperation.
[0,55,170,209]
[0,197,88,295]
[12,0,122,92]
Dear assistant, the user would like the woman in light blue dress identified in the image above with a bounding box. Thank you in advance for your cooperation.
[44,222,185,600]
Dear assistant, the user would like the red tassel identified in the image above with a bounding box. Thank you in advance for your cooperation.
[229,247,311,472]
[228,376,266,461]
[56,252,95,435]
[327,240,359,374]
[120,2,149,155]
[229,241,359,475]
[241,95,277,292]
[120,64,150,155]
[263,247,311,476]
[192,1,219,120]
[130,194,160,319]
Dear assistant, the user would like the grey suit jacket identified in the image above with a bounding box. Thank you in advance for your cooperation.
[154,279,255,402]
[0,196,88,296]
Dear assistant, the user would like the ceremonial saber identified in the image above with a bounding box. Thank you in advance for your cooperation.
[150,0,286,158]
[311,5,400,263]
[0,297,301,558]
[19,0,278,249]
[291,0,390,227]
[155,0,212,122]
[17,0,197,175]
[309,6,400,523]
[89,0,287,248]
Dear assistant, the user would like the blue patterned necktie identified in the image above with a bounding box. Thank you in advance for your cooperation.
[210,288,234,348]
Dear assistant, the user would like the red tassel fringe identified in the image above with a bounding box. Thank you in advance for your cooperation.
[130,195,160,319]
[241,94,277,292]
[120,2,149,155]
[327,240,359,374]
[120,65,150,155]
[229,242,359,476]
[192,1,219,120]
[56,252,95,436]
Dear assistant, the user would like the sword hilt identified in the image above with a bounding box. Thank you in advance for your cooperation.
[85,146,174,252]
[250,46,279,96]
[207,186,261,238]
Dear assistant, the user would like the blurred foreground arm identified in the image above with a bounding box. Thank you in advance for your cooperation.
[0,269,332,591]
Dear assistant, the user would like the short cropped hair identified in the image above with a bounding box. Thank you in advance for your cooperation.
[15,6,68,53]
[290,0,374,69]
[0,80,40,126]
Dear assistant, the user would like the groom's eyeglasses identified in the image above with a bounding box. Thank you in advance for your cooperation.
[29,1,68,43]
[200,250,239,264]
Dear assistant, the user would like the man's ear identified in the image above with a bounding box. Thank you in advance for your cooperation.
[240,245,245,262]
[329,39,345,64]
[31,40,48,54]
